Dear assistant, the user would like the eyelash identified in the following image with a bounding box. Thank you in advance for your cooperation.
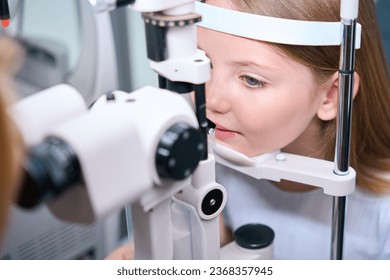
[208,62,266,89]
[240,75,266,89]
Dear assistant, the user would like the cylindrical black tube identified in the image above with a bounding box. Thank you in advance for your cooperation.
[194,84,208,160]
[116,0,135,8]
[0,0,10,20]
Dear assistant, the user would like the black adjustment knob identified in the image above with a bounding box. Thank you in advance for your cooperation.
[156,122,204,180]
[201,189,224,217]
[234,224,275,250]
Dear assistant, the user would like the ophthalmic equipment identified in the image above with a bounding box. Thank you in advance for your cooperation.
[11,0,360,260]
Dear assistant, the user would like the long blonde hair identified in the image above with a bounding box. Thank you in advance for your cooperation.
[0,37,23,236]
[230,0,390,194]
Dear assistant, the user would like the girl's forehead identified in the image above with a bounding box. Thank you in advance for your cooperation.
[199,28,292,65]
[198,28,317,86]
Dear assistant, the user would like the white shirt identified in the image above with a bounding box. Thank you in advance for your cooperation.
[217,164,390,260]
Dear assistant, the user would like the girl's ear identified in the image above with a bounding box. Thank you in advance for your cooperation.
[316,71,360,121]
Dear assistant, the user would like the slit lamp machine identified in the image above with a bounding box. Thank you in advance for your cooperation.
[9,0,361,260]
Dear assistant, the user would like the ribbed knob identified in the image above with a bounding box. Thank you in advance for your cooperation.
[156,122,204,180]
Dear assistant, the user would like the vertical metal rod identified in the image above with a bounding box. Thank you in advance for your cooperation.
[331,17,357,260]
[194,84,208,160]
[331,196,347,259]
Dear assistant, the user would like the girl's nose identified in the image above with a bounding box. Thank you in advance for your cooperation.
[205,73,231,114]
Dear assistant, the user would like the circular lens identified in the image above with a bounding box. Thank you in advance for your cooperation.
[17,137,81,208]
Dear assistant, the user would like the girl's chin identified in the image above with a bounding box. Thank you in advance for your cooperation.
[214,140,273,158]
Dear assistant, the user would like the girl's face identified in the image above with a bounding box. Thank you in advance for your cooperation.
[198,1,330,157]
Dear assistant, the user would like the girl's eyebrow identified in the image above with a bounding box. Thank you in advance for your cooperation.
[230,59,279,73]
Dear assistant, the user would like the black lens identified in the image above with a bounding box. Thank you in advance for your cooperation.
[17,137,81,208]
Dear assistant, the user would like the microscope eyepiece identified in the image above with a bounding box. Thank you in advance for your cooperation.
[17,137,81,208]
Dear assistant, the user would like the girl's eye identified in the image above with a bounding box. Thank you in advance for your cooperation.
[240,75,265,88]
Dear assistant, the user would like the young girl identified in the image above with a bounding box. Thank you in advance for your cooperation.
[0,37,23,238]
[198,0,390,259]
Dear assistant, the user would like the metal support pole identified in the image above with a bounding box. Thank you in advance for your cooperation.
[331,15,357,260]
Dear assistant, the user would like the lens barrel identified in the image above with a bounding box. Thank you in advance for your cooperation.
[17,137,81,208]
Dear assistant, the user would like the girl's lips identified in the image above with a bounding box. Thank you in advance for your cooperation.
[214,125,239,140]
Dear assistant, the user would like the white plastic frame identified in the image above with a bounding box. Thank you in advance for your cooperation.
[195,2,361,48]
